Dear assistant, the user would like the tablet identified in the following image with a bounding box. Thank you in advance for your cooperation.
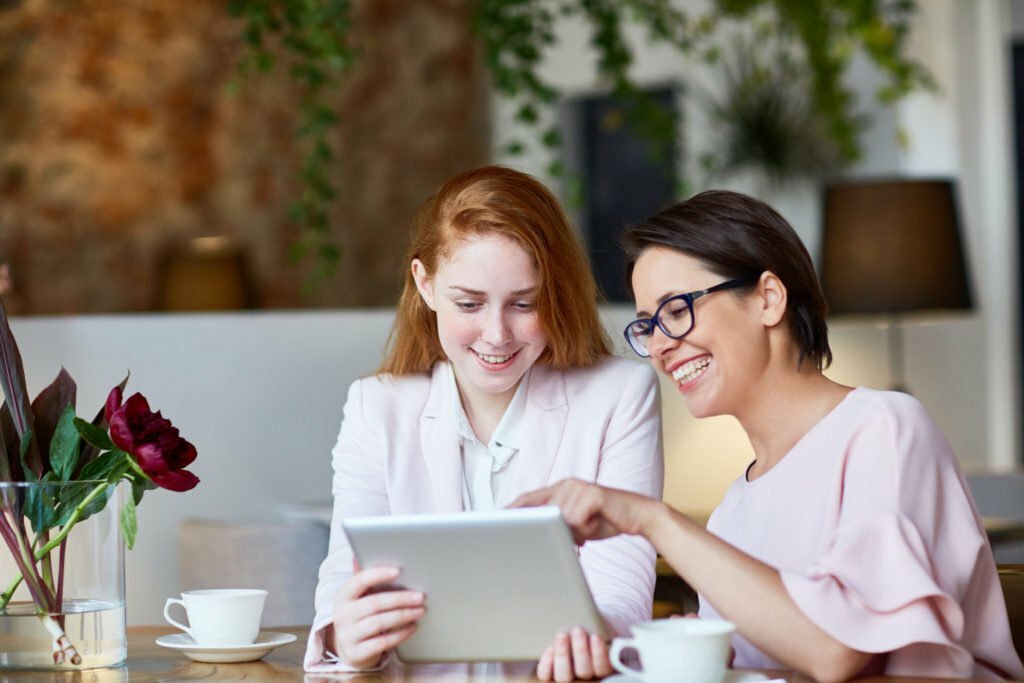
[341,506,609,663]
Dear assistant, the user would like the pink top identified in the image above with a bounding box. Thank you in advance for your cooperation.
[700,388,1023,679]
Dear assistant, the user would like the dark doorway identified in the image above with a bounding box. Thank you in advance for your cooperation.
[1013,41,1024,459]
[564,87,678,303]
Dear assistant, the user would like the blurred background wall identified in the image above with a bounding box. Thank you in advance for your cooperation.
[0,0,488,313]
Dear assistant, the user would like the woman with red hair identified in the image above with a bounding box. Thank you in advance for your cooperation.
[305,166,664,681]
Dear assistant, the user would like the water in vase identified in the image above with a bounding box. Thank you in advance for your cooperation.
[0,599,126,669]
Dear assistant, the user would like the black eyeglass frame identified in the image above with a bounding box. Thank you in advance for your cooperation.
[623,277,756,358]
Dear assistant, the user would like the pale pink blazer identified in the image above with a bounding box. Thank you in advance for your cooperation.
[304,356,664,672]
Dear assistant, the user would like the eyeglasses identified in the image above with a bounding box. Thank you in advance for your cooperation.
[624,278,755,358]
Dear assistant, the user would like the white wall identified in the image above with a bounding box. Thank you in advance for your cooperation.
[12,311,393,625]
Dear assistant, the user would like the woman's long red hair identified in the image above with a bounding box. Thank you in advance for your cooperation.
[379,166,610,375]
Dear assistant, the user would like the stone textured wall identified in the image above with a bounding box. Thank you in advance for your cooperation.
[0,0,489,313]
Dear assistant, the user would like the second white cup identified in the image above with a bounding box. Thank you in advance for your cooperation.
[609,618,736,683]
[163,588,268,646]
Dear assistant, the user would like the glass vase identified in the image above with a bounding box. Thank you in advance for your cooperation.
[0,481,126,670]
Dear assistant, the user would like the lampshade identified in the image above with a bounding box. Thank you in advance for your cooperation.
[820,178,973,316]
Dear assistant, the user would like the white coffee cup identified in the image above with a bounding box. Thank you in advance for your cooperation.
[163,588,268,646]
[609,618,736,683]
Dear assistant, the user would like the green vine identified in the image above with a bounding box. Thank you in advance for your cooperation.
[228,0,356,285]
[231,0,934,277]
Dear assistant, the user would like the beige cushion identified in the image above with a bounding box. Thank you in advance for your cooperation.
[177,518,328,627]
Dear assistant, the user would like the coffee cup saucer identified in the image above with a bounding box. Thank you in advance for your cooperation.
[607,671,771,683]
[155,631,297,663]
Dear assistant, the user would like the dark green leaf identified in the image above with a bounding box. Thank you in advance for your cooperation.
[74,419,116,453]
[131,475,157,506]
[541,129,562,148]
[78,449,127,483]
[120,494,138,551]
[503,140,525,156]
[54,479,118,529]
[255,51,275,72]
[515,104,538,124]
[49,405,80,481]
[24,479,57,535]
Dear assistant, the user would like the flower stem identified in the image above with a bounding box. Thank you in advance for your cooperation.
[0,482,109,610]
[40,530,54,594]
[0,510,53,611]
[38,611,81,665]
[35,482,109,559]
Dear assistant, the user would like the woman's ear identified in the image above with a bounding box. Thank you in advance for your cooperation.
[411,259,437,311]
[758,271,787,328]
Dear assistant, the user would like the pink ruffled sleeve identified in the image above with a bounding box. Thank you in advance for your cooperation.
[779,393,1022,679]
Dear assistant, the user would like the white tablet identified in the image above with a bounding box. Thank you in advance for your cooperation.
[341,506,610,663]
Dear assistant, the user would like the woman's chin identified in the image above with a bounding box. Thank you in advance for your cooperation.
[679,388,723,420]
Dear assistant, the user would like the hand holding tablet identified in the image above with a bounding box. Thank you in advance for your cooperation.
[329,564,427,669]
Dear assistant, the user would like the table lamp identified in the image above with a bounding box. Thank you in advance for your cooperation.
[820,178,974,392]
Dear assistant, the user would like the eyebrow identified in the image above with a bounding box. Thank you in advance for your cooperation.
[635,291,684,318]
[447,286,538,297]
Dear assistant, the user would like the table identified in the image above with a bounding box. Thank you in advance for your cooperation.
[0,627,1003,682]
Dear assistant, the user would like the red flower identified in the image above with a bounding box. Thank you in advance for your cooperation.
[104,388,199,492]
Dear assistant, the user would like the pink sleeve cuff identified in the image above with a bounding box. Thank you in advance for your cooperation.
[781,512,973,670]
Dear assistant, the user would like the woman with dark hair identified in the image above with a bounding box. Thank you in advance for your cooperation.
[516,190,1023,681]
[305,166,663,681]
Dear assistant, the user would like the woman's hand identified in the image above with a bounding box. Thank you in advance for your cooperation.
[331,565,426,669]
[538,627,612,682]
[511,478,662,544]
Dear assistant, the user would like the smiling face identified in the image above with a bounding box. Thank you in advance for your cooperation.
[413,233,548,409]
[631,246,773,419]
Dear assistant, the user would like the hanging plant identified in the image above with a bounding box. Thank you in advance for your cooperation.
[698,36,845,187]
[228,0,357,286]
[230,0,934,279]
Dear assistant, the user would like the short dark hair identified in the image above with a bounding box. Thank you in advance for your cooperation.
[622,190,832,370]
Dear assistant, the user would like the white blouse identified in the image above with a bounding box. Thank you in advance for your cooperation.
[448,363,530,511]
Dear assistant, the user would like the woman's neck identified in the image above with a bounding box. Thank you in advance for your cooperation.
[456,378,519,445]
[738,364,853,480]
